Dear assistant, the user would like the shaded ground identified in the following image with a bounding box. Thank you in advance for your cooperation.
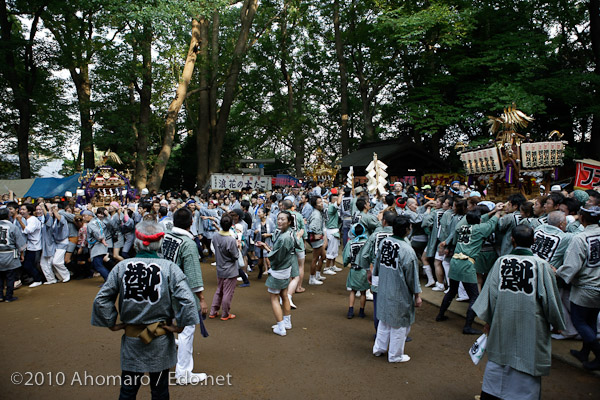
[1,254,599,399]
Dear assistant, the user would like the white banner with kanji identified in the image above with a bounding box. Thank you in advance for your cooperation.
[210,174,272,191]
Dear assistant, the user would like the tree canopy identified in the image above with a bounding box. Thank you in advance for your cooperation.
[1,0,598,187]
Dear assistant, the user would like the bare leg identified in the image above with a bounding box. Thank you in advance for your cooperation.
[349,290,356,308]
[434,259,444,284]
[360,291,367,309]
[113,248,124,262]
[287,276,300,295]
[310,248,319,275]
[477,273,483,293]
[270,293,283,322]
[296,256,305,292]
[280,288,291,316]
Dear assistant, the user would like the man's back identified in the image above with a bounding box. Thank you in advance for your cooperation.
[473,250,565,376]
[212,232,238,279]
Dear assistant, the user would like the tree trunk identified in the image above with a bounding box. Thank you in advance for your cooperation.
[16,109,32,178]
[147,18,202,191]
[333,0,350,156]
[70,64,94,170]
[196,16,211,187]
[588,0,600,156]
[359,82,375,142]
[135,23,153,189]
[0,0,45,178]
[208,0,259,175]
[280,0,303,176]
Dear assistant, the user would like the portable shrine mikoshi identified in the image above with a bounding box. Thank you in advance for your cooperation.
[78,166,134,207]
[303,148,340,188]
[456,104,566,200]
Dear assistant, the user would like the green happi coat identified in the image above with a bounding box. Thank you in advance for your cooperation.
[343,235,370,291]
[91,252,200,372]
[448,215,498,283]
[290,210,306,252]
[373,236,421,328]
[358,226,393,293]
[556,224,600,308]
[161,227,205,310]
[532,224,573,268]
[423,208,445,258]
[497,211,522,256]
[473,248,565,376]
[307,209,325,247]
[356,211,381,236]
[265,228,296,290]
[326,203,340,230]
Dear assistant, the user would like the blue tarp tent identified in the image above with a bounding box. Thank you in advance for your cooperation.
[24,174,81,198]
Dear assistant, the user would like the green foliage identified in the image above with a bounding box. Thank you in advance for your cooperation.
[1,0,599,181]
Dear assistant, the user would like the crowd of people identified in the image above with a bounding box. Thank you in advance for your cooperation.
[1,179,599,399]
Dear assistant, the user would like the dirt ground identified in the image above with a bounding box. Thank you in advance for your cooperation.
[1,254,599,399]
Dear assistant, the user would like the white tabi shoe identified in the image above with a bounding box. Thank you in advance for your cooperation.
[176,372,208,385]
[308,277,323,285]
[431,282,445,291]
[272,325,287,336]
[389,355,411,363]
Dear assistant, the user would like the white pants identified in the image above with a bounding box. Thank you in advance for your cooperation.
[458,282,468,299]
[373,321,410,362]
[442,258,450,286]
[325,229,340,260]
[40,249,70,283]
[176,325,196,377]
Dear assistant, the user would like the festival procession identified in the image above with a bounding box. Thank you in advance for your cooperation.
[2,1,600,399]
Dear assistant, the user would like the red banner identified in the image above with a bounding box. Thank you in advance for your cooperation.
[574,159,600,190]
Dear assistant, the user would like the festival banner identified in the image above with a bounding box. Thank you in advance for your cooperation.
[274,174,301,187]
[422,173,466,187]
[210,174,272,191]
[574,159,600,190]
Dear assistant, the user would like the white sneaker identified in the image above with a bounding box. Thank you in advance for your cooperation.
[29,282,42,288]
[309,277,323,285]
[14,280,22,289]
[211,262,217,266]
[456,296,470,302]
[331,266,343,272]
[365,289,374,301]
[389,355,411,363]
[272,321,292,330]
[176,372,208,385]
[443,288,449,294]
[316,274,326,281]
[272,325,287,336]
[288,294,297,309]
[432,283,445,291]
[425,279,436,288]
[323,268,336,275]
[237,277,243,282]
[44,280,57,285]
[62,277,70,283]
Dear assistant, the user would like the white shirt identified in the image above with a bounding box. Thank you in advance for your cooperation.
[22,215,42,251]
